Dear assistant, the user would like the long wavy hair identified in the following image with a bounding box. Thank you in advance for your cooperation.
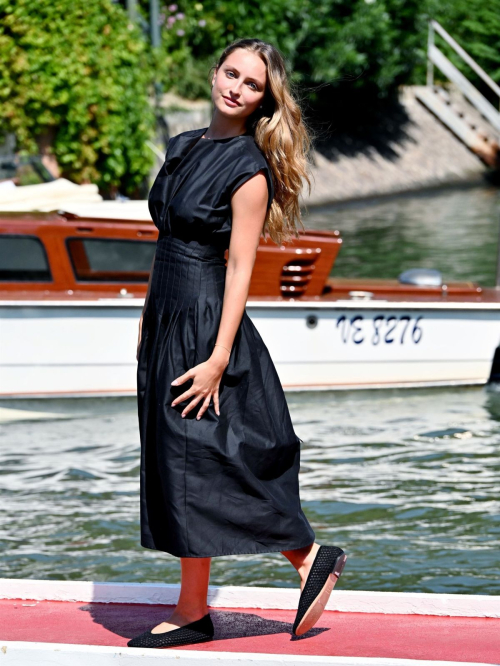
[209,38,314,246]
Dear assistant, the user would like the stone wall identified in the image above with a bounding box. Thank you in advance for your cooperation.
[306,85,489,207]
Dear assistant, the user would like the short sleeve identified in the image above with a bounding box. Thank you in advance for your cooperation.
[229,159,274,211]
[163,136,178,175]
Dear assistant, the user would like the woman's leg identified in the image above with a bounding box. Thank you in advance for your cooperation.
[151,556,211,634]
[281,542,321,591]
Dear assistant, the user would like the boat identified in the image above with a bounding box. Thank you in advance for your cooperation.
[0,577,499,665]
[0,177,153,220]
[1,209,500,398]
[0,177,103,211]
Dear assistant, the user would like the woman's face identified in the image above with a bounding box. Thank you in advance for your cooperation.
[211,49,267,120]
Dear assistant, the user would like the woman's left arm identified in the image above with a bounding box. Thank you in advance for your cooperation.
[170,170,269,420]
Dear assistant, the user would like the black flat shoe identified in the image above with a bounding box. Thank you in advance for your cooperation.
[292,545,347,636]
[127,613,214,649]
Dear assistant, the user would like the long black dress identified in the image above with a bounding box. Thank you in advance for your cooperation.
[137,126,315,558]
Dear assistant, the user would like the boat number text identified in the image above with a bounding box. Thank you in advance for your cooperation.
[336,315,423,345]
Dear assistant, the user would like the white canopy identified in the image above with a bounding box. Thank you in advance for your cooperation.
[0,178,152,221]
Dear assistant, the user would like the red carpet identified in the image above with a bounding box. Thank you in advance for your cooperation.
[1,599,499,662]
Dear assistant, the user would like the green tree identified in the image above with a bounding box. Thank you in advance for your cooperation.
[0,0,156,195]
[143,0,428,143]
[150,0,426,102]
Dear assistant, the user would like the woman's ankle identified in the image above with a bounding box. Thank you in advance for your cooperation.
[281,541,320,573]
[297,545,318,578]
[171,604,208,621]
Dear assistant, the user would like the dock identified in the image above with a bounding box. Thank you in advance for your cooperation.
[1,579,499,664]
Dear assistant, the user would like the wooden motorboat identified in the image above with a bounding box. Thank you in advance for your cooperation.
[0,577,499,665]
[1,210,500,398]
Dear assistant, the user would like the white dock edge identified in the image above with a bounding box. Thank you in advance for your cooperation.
[0,642,497,666]
[1,578,499,618]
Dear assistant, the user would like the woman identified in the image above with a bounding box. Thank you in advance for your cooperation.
[129,38,347,649]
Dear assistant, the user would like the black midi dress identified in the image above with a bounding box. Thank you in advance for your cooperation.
[137,126,315,558]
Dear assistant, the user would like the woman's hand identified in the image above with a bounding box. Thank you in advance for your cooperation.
[136,315,143,362]
[171,347,230,419]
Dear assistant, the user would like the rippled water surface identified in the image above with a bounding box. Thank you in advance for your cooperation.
[307,182,500,286]
[1,184,499,594]
[1,387,499,594]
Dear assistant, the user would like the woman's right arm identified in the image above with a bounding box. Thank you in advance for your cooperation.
[137,251,156,360]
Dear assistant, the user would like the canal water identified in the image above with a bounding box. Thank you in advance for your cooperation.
[1,183,499,594]
[307,181,500,286]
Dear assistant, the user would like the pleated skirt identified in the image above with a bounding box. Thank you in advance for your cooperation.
[136,234,315,557]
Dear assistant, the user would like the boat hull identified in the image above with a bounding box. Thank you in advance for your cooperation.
[1,299,499,397]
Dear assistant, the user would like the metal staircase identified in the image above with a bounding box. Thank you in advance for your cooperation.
[414,20,500,168]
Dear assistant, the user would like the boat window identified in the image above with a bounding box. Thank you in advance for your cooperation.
[0,235,52,281]
[66,238,156,282]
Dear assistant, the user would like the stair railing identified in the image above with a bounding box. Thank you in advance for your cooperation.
[427,20,500,135]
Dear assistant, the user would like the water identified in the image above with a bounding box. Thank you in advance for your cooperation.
[307,182,500,286]
[1,183,499,594]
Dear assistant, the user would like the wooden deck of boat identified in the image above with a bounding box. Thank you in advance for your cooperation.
[2,210,500,307]
[1,581,500,665]
[2,283,500,304]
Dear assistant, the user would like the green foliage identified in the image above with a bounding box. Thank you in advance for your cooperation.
[0,0,156,194]
[151,0,427,101]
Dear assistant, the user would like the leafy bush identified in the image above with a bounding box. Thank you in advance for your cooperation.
[0,0,156,195]
[150,0,425,101]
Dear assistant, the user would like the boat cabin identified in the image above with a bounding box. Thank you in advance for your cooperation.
[0,211,341,301]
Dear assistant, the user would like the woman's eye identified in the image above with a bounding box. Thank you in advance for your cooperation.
[226,71,257,90]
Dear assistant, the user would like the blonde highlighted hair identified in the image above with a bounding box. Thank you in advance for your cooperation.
[210,38,314,246]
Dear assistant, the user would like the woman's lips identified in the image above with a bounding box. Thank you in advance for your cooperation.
[222,96,240,107]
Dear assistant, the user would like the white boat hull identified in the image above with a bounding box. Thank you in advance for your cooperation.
[1,299,499,397]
